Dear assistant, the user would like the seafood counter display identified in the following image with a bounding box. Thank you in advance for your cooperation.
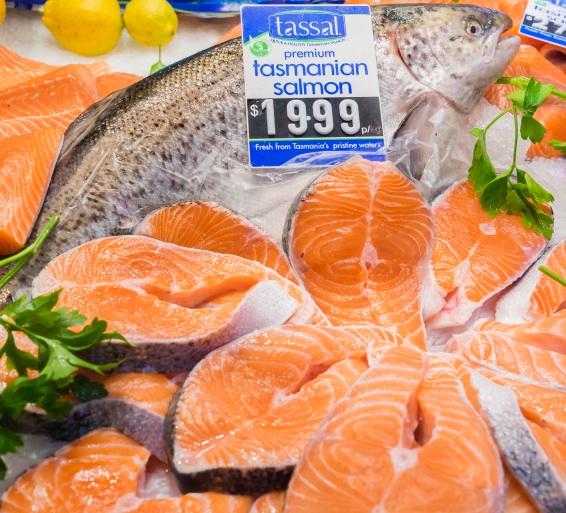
[0,1,565,513]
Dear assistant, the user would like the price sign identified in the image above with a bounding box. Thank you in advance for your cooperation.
[241,5,385,168]
[520,0,566,47]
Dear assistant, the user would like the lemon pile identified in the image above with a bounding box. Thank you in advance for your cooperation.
[41,0,178,56]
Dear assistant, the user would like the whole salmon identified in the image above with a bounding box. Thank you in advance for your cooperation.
[0,4,519,307]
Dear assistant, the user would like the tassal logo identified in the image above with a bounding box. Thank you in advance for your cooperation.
[268,13,346,41]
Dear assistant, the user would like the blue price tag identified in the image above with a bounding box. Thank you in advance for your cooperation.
[519,0,566,47]
[241,5,385,168]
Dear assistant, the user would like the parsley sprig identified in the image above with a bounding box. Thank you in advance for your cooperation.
[0,292,127,479]
[468,77,566,239]
[539,265,566,288]
[0,220,128,480]
[0,216,59,290]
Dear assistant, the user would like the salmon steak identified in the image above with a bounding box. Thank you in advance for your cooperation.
[166,325,401,495]
[425,180,548,330]
[284,345,504,512]
[449,320,566,390]
[1,342,177,461]
[284,156,433,349]
[496,240,566,323]
[0,127,63,255]
[0,429,253,513]
[31,236,326,372]
[474,311,566,355]
[55,373,179,461]
[0,64,99,141]
[474,366,566,444]
[135,201,301,285]
[465,372,566,512]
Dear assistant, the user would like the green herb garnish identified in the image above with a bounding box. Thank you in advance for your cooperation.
[0,291,128,479]
[539,265,566,288]
[549,140,566,155]
[467,77,566,239]
[0,216,59,290]
[0,219,128,480]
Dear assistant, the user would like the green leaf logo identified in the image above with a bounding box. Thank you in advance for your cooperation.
[250,38,272,57]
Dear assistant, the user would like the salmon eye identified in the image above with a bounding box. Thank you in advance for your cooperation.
[464,18,483,36]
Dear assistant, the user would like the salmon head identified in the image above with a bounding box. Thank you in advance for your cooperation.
[390,4,520,113]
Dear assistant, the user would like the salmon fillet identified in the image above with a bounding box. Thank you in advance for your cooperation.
[135,201,302,286]
[284,346,503,512]
[0,127,63,255]
[0,64,99,141]
[31,236,325,372]
[215,24,243,45]
[0,45,109,93]
[424,180,548,330]
[0,429,253,513]
[285,156,433,349]
[496,241,566,323]
[96,72,143,100]
[166,325,400,495]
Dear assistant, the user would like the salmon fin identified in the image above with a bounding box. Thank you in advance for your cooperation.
[58,89,123,165]
[388,93,456,182]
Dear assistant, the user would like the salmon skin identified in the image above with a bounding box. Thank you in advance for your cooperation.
[0,4,518,308]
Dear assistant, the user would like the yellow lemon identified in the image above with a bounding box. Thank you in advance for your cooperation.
[42,0,123,56]
[0,0,6,27]
[124,0,178,47]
